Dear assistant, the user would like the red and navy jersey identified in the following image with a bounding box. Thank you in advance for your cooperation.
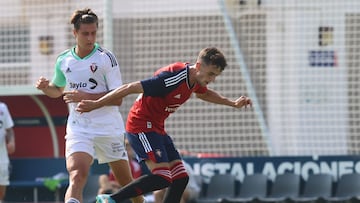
[126,62,208,134]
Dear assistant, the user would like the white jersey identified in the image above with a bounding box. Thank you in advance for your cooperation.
[0,102,14,164]
[52,43,125,136]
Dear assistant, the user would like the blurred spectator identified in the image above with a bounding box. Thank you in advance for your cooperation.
[0,102,15,202]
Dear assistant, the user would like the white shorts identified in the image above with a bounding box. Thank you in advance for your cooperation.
[0,163,9,185]
[65,133,128,164]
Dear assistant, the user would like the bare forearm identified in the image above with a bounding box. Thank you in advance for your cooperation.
[6,128,15,154]
[42,85,64,98]
[97,82,141,107]
[76,81,143,112]
[81,92,122,105]
[196,90,235,107]
[196,89,252,109]
[63,90,122,105]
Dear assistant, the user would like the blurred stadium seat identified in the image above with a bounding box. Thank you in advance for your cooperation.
[257,173,300,203]
[221,173,269,203]
[323,173,360,203]
[290,173,333,203]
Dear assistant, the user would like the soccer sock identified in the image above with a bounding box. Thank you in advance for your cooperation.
[111,167,172,202]
[163,162,189,203]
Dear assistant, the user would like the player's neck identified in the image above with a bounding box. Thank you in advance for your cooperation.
[75,46,93,58]
[188,66,197,87]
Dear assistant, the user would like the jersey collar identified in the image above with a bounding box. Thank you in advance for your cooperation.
[71,43,99,60]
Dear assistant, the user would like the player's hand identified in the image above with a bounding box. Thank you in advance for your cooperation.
[63,90,87,103]
[234,96,252,108]
[35,76,50,90]
[76,100,98,113]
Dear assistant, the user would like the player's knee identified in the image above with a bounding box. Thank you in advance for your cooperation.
[169,161,189,186]
[151,167,173,188]
[68,169,88,187]
[172,174,189,188]
[179,174,189,185]
[170,161,189,178]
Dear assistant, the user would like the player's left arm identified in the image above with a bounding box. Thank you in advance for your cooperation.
[6,127,15,154]
[76,81,144,113]
[196,88,252,108]
[63,90,122,106]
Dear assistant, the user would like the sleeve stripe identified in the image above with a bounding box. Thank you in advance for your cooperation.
[105,52,118,67]
[164,70,187,87]
[97,47,118,67]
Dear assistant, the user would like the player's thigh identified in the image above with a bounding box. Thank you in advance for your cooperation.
[0,163,9,186]
[65,134,94,176]
[65,133,96,160]
[66,152,93,178]
[108,160,133,186]
[0,164,7,199]
[126,132,169,162]
[164,135,181,162]
[126,132,171,171]
[144,159,171,172]
[0,185,6,199]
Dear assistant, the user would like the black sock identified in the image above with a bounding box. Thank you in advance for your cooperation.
[110,174,171,202]
[163,176,189,203]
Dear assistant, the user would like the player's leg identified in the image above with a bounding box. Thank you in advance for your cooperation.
[153,188,167,203]
[65,152,93,203]
[0,163,10,201]
[94,135,145,203]
[0,185,6,201]
[109,160,144,203]
[98,132,173,203]
[162,136,189,203]
[64,135,94,203]
[98,174,111,194]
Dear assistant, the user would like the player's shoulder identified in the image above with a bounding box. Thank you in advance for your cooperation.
[57,48,71,58]
[96,44,118,67]
[156,62,187,75]
[58,48,71,56]
[0,102,8,110]
[55,48,72,65]
[168,62,187,71]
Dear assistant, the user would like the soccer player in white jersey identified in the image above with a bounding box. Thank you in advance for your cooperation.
[0,102,15,203]
[35,8,144,203]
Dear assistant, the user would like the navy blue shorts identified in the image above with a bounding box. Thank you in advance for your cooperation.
[126,131,181,163]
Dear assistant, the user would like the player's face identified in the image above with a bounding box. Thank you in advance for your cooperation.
[195,63,222,86]
[73,23,97,55]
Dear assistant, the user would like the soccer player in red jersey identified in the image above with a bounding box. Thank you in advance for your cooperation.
[76,47,252,203]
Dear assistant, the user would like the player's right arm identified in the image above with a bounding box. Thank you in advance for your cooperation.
[36,76,64,98]
[76,81,144,113]
[36,54,66,98]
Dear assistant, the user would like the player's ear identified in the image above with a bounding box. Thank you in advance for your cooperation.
[72,29,77,38]
[195,62,201,70]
